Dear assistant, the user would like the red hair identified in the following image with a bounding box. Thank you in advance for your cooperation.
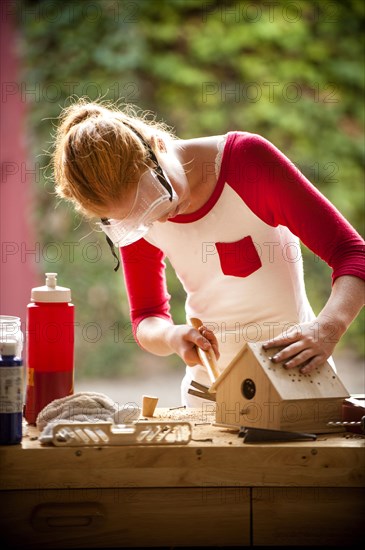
[53,98,174,217]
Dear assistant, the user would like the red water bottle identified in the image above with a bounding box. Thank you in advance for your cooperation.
[24,273,74,424]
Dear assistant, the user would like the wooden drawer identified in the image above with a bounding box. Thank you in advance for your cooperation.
[0,486,250,548]
[252,487,364,546]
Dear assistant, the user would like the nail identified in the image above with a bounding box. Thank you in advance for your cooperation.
[194,422,210,426]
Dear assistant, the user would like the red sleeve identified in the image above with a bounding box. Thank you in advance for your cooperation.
[119,238,172,343]
[225,132,365,283]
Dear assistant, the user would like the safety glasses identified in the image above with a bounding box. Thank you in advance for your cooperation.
[98,168,177,246]
[99,126,176,271]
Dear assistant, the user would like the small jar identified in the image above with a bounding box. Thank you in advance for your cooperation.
[0,316,23,358]
[0,339,23,445]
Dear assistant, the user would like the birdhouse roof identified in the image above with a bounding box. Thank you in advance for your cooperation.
[210,342,350,400]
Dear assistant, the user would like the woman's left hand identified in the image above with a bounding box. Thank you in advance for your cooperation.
[262,316,343,373]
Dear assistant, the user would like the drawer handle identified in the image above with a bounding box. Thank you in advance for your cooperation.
[31,502,104,531]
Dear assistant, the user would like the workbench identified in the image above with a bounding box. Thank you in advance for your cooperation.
[0,407,364,548]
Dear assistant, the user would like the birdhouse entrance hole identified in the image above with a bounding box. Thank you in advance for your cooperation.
[241,378,256,400]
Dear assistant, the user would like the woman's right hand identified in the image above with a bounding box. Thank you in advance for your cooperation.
[166,323,220,367]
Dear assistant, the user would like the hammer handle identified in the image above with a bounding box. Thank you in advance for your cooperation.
[188,317,220,383]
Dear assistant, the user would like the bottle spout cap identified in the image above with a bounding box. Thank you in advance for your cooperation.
[46,273,57,289]
[30,273,71,303]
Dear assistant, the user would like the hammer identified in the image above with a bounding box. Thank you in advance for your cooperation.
[188,317,220,384]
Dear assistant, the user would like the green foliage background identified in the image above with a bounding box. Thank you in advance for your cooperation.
[18,0,364,378]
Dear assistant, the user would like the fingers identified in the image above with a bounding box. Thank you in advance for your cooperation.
[299,356,323,374]
[265,346,326,374]
[261,323,332,374]
[267,339,312,365]
[180,327,209,367]
[183,324,220,366]
[189,328,211,351]
[281,348,316,370]
[199,326,220,360]
[262,326,302,350]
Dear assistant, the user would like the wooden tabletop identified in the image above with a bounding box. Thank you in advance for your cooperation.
[1,408,364,490]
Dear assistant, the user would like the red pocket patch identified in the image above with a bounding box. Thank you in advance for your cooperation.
[216,236,262,278]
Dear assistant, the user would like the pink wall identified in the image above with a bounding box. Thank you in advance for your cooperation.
[0,0,40,327]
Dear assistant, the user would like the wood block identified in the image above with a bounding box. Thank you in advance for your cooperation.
[142,395,159,417]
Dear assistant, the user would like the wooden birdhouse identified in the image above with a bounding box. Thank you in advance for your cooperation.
[210,342,350,433]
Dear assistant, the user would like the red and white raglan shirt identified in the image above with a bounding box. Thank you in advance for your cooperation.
[120,132,365,406]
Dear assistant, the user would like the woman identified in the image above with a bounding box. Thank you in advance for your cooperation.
[53,99,364,406]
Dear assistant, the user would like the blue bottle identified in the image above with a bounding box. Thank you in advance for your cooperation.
[0,340,23,445]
